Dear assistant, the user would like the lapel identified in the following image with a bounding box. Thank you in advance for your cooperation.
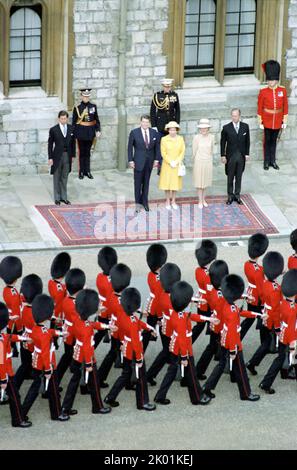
[57,123,67,139]
[230,121,240,139]
[138,127,147,148]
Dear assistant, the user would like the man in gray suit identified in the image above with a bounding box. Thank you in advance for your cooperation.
[48,110,76,205]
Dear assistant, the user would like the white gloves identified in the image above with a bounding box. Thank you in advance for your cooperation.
[259,124,264,130]
[170,160,177,168]
[282,123,287,129]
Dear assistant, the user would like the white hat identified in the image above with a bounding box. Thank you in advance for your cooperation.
[197,118,211,129]
[161,78,174,86]
[165,121,180,130]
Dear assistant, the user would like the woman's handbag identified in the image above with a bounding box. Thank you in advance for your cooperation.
[178,163,186,177]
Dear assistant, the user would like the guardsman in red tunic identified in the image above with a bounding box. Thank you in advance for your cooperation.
[104,287,156,411]
[56,268,86,386]
[193,240,217,344]
[14,274,43,390]
[146,263,181,386]
[48,252,71,349]
[204,275,261,401]
[22,294,69,422]
[0,302,32,428]
[246,251,284,376]
[142,243,168,352]
[288,229,297,270]
[257,60,288,170]
[196,260,229,379]
[241,233,269,341]
[94,246,118,349]
[259,270,297,394]
[0,256,23,358]
[61,289,114,417]
[97,264,132,387]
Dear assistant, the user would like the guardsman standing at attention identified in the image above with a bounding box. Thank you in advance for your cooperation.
[150,78,180,136]
[258,60,288,171]
[72,89,101,180]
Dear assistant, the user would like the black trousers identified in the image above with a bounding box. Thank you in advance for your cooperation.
[204,348,251,399]
[56,343,74,385]
[192,307,211,344]
[196,331,220,376]
[146,333,171,381]
[62,360,104,413]
[264,128,280,165]
[5,376,25,426]
[22,369,62,420]
[107,358,149,408]
[97,337,121,383]
[261,342,291,388]
[77,139,92,174]
[142,315,158,352]
[134,158,152,206]
[240,304,262,340]
[248,325,274,367]
[14,346,32,390]
[227,151,245,197]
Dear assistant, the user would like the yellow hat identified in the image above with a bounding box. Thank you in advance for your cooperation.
[165,121,180,130]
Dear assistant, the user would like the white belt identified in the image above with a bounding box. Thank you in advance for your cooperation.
[264,303,272,310]
[124,335,131,342]
[6,352,13,359]
[34,346,41,353]
[149,292,155,298]
[248,282,256,289]
[65,320,73,327]
[99,294,106,301]
[163,314,170,320]
[186,331,192,337]
[198,288,206,294]
[237,326,241,333]
[75,340,83,347]
[281,321,288,328]
[25,327,32,333]
[8,309,12,314]
[111,314,117,321]
[223,324,228,331]
[206,284,213,291]
[172,330,178,337]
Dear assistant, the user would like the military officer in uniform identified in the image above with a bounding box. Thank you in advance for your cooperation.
[150,78,180,135]
[257,60,288,171]
[72,89,101,179]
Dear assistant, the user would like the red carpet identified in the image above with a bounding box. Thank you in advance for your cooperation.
[35,194,278,246]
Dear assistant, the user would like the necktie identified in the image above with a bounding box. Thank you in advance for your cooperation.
[236,124,239,134]
[144,130,149,148]
[64,125,67,137]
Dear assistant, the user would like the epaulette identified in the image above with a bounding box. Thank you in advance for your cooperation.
[130,315,137,323]
[231,305,237,312]
[217,290,223,298]
[11,287,17,295]
[178,312,183,319]
[272,282,279,290]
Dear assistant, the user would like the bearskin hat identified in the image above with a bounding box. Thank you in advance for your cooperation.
[110,264,131,293]
[262,60,280,81]
[146,244,168,272]
[0,256,22,284]
[281,269,297,298]
[97,246,118,275]
[75,289,99,321]
[209,260,229,290]
[170,281,194,313]
[221,274,245,304]
[0,302,9,331]
[21,274,43,304]
[32,294,54,324]
[159,263,181,293]
[248,233,269,259]
[65,268,86,296]
[290,229,297,252]
[263,251,284,281]
[120,287,141,316]
[50,252,71,279]
[195,240,217,267]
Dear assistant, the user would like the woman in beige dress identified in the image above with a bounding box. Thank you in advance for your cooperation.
[192,118,214,209]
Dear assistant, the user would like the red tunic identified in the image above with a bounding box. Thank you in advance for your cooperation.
[261,279,282,330]
[30,325,58,373]
[288,254,297,270]
[120,314,152,362]
[96,272,113,319]
[3,285,22,331]
[169,311,204,359]
[220,304,255,352]
[279,299,297,345]
[72,319,107,367]
[159,291,175,337]
[21,304,35,352]
[207,288,227,334]
[0,333,20,381]
[62,295,79,346]
[195,267,212,312]
[244,260,265,306]
[146,271,163,318]
[107,292,126,341]
[48,279,67,323]
[257,85,288,129]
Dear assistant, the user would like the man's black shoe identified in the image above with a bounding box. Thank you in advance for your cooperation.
[202,388,215,399]
[86,172,94,179]
[13,420,32,428]
[154,398,171,405]
[143,205,150,212]
[80,385,90,395]
[56,412,70,421]
[55,200,61,205]
[226,197,233,205]
[61,199,71,205]
[234,197,243,205]
[93,406,111,414]
[259,383,275,394]
[147,378,157,386]
[100,381,109,388]
[197,374,207,380]
[246,362,257,376]
[137,403,156,411]
[264,164,269,170]
[241,393,260,401]
[271,163,279,170]
[79,172,84,179]
[104,397,119,407]
[62,408,78,416]
[125,384,136,391]
[197,393,211,405]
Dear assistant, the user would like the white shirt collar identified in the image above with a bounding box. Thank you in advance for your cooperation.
[141,127,150,143]
[59,123,67,135]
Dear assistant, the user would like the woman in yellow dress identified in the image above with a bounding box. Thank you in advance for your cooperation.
[159,121,185,210]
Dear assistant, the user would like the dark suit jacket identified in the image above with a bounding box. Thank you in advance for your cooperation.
[48,124,76,175]
[220,121,250,175]
[127,127,161,171]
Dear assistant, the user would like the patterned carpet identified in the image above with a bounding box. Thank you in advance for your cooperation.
[35,194,279,246]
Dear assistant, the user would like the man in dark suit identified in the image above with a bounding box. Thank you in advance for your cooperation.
[220,108,250,205]
[128,115,161,213]
[48,110,76,205]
